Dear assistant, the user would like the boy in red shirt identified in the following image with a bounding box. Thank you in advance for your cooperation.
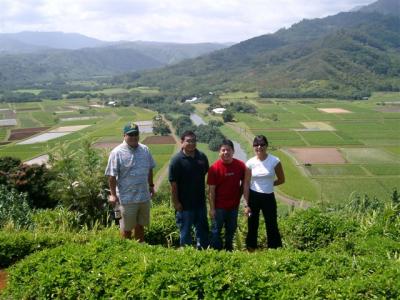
[207,139,246,251]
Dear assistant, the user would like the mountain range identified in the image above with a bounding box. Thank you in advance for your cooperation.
[0,0,399,98]
[130,0,400,98]
[0,34,229,88]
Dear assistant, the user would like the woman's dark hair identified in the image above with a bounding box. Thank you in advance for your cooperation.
[180,130,196,141]
[253,135,268,147]
[219,139,234,151]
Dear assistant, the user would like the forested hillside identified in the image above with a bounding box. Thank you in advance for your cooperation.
[0,34,228,88]
[130,1,400,98]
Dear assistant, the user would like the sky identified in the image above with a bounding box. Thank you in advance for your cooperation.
[0,0,377,43]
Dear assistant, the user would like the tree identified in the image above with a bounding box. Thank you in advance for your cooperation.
[152,116,171,136]
[222,110,234,122]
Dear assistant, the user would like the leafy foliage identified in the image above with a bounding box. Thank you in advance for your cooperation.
[282,208,338,251]
[3,236,399,299]
[47,140,109,226]
[0,157,55,209]
[0,185,32,229]
[152,116,171,136]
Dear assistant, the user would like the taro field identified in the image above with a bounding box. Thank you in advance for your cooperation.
[203,91,400,205]
[0,99,176,181]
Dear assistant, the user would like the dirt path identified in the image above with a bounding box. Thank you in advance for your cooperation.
[0,269,7,291]
[154,117,180,190]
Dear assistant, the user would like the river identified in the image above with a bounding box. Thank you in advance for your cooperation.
[190,113,247,162]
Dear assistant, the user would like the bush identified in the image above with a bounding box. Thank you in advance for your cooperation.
[47,141,109,227]
[146,204,179,247]
[222,110,234,122]
[0,185,32,229]
[32,207,83,232]
[0,230,66,268]
[9,163,56,209]
[0,157,55,208]
[4,238,399,299]
[282,209,337,251]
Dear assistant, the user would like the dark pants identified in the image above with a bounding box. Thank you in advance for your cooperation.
[176,207,209,249]
[210,208,238,251]
[246,189,282,249]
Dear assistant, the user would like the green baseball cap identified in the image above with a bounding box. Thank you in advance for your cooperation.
[123,122,139,135]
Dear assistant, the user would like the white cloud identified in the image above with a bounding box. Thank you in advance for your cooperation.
[0,0,377,43]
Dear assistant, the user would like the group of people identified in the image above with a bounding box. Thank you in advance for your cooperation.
[105,122,285,251]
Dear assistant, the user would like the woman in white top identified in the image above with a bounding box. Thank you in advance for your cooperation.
[243,135,285,250]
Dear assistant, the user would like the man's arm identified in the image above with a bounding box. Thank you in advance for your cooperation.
[170,181,183,211]
[243,168,252,216]
[208,185,216,219]
[108,175,119,206]
[148,168,155,197]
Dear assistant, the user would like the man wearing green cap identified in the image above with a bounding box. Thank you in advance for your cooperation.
[105,122,156,241]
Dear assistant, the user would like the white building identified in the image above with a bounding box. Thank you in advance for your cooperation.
[212,108,226,114]
[185,97,199,103]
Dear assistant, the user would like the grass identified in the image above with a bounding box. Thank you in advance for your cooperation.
[363,164,400,176]
[219,91,259,100]
[196,143,219,163]
[306,165,367,176]
[0,128,7,142]
[17,114,41,128]
[1,92,399,205]
[275,150,319,202]
[341,148,398,164]
[14,89,43,95]
[317,178,395,204]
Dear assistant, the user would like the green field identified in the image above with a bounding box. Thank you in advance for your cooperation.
[215,92,400,205]
[1,92,399,205]
[0,100,169,178]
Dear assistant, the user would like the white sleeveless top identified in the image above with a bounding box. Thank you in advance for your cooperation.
[246,154,280,194]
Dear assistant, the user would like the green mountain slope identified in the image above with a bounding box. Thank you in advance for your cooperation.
[131,10,400,98]
[0,48,163,87]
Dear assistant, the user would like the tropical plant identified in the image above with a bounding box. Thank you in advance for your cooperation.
[0,185,32,229]
[47,140,109,226]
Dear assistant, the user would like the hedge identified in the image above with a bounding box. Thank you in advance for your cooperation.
[2,237,399,299]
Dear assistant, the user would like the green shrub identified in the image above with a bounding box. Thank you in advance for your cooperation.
[0,230,66,268]
[0,185,32,229]
[3,238,399,299]
[282,209,337,251]
[0,157,55,209]
[146,204,179,247]
[47,140,109,227]
[32,207,83,232]
[9,163,56,209]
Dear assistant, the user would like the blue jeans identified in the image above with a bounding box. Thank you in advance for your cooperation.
[210,208,238,251]
[176,207,209,249]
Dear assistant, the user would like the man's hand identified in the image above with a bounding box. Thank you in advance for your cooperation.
[244,206,252,217]
[108,195,119,207]
[209,208,216,219]
[149,186,155,197]
[173,201,183,212]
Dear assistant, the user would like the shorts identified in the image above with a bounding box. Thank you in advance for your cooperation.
[119,201,151,231]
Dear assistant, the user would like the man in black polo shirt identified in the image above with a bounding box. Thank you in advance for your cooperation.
[169,130,209,249]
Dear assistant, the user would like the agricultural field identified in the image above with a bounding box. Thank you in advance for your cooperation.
[1,91,399,206]
[0,99,175,180]
[202,92,400,205]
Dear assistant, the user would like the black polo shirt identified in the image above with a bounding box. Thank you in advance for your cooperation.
[169,149,209,210]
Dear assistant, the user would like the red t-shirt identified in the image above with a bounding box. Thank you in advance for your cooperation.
[207,158,246,210]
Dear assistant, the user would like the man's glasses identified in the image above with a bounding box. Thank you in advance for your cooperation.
[126,132,139,137]
[253,143,266,147]
[184,139,197,144]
